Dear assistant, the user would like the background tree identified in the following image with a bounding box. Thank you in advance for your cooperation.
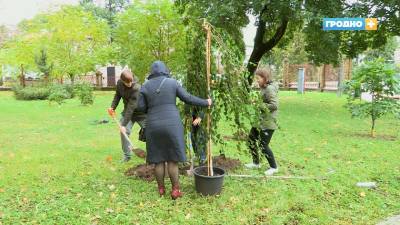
[44,6,111,84]
[80,0,130,42]
[114,0,186,80]
[362,37,398,63]
[0,6,111,85]
[0,25,9,86]
[344,58,400,137]
[0,36,38,87]
[177,0,400,85]
[34,48,53,83]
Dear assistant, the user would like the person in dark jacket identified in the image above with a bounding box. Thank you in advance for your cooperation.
[245,68,279,176]
[138,61,212,200]
[185,106,207,165]
[108,69,146,162]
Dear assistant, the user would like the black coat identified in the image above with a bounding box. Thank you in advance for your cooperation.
[138,61,209,163]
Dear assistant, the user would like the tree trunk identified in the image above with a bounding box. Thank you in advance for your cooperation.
[320,64,326,92]
[69,74,75,85]
[20,64,25,87]
[283,58,289,88]
[246,13,289,85]
[371,117,376,137]
[44,73,49,84]
[337,61,344,97]
[371,94,376,137]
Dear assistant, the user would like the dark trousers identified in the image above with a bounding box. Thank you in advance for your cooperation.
[248,127,277,168]
[191,125,206,163]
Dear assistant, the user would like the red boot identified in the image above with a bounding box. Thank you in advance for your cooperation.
[158,185,165,196]
[171,185,183,200]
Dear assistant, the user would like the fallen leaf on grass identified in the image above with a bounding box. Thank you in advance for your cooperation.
[0,188,4,193]
[110,192,116,200]
[108,185,115,191]
[261,208,270,213]
[90,215,101,225]
[359,192,366,197]
[185,213,191,219]
[106,156,113,163]
[105,208,114,214]
[22,197,29,204]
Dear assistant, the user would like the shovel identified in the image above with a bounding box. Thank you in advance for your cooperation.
[108,109,146,159]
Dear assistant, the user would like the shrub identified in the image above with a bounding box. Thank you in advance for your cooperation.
[13,85,50,100]
[344,58,400,137]
[74,82,94,105]
[48,84,72,105]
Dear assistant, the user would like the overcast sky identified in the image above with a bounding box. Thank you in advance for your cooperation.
[0,0,79,26]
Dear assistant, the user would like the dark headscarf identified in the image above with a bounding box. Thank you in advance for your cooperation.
[148,61,170,79]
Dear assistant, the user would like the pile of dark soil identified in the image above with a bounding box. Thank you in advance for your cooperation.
[212,154,241,171]
[125,154,241,181]
[124,164,155,181]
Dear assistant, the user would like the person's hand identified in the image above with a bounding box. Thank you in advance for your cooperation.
[193,117,202,126]
[108,108,115,117]
[120,126,127,134]
[207,98,212,106]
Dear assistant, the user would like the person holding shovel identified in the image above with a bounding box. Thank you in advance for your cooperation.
[245,68,279,176]
[108,69,146,162]
[138,61,212,200]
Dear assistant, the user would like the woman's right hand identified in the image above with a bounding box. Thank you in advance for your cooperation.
[207,98,212,106]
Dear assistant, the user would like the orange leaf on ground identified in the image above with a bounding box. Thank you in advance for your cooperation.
[106,155,113,162]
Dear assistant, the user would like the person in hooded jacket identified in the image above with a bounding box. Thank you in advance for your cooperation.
[138,61,212,200]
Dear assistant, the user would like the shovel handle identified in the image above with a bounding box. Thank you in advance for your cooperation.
[108,109,134,148]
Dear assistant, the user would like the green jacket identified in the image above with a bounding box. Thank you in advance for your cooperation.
[260,82,279,130]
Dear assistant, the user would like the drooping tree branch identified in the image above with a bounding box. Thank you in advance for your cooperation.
[246,8,289,84]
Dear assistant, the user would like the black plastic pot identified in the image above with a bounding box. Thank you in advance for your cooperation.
[193,166,225,196]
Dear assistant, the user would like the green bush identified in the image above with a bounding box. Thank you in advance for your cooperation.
[344,58,400,137]
[13,85,50,100]
[74,82,94,105]
[48,84,72,105]
[64,84,75,98]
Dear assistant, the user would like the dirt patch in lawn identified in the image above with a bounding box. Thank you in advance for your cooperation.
[125,164,155,181]
[125,154,242,181]
[212,154,242,171]
[353,133,398,141]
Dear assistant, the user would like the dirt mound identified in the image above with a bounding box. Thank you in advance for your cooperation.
[125,155,241,180]
[124,164,155,181]
[213,154,241,171]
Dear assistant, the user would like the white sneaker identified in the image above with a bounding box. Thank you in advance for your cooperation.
[244,163,261,169]
[264,168,278,176]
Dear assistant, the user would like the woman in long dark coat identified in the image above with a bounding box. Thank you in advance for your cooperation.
[138,61,212,199]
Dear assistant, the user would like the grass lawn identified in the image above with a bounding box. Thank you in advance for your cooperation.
[0,91,399,225]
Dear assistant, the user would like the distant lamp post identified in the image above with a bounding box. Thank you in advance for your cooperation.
[297,68,305,94]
